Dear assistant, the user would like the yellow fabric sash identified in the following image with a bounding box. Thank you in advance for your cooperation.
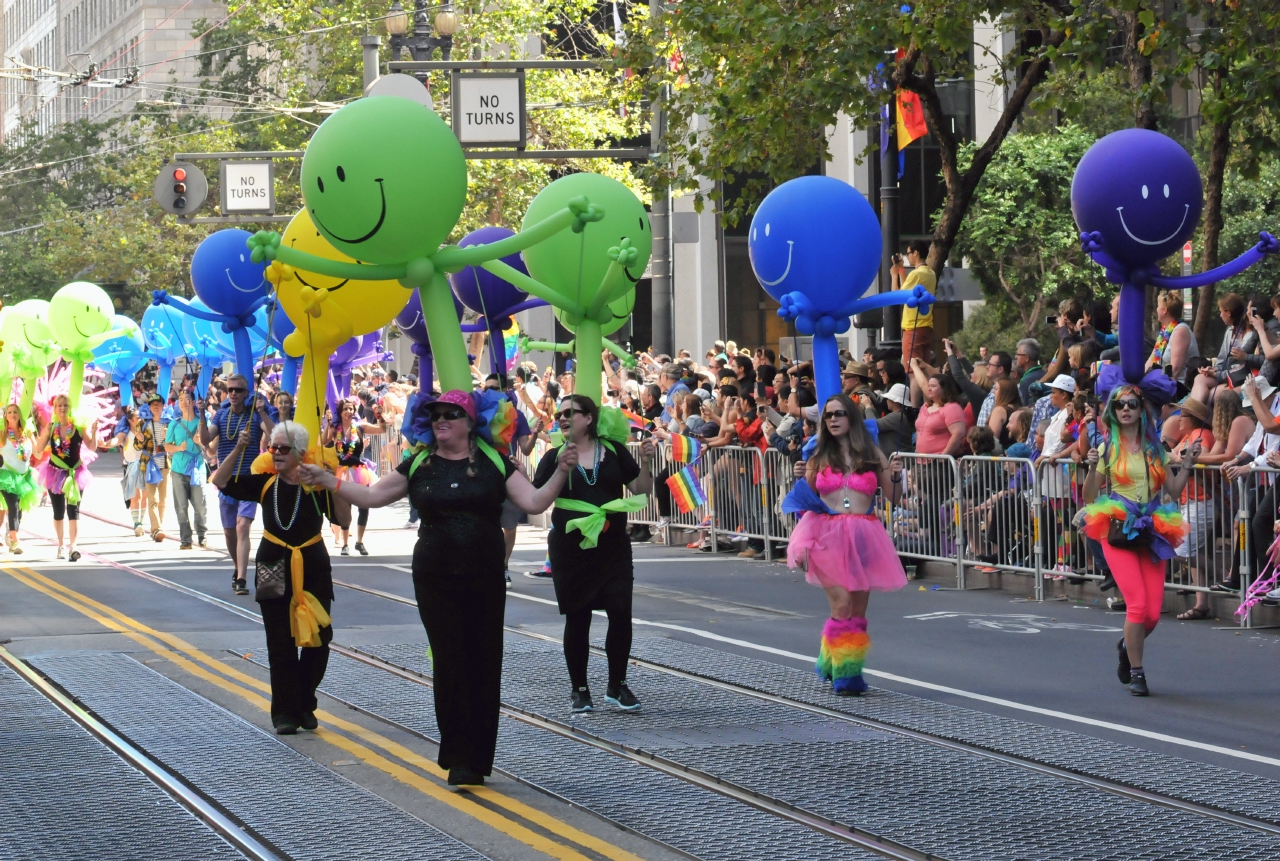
[555,496,649,549]
[262,530,329,648]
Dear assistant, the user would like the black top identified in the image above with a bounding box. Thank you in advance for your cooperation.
[533,441,641,614]
[48,424,83,469]
[397,449,516,593]
[334,426,365,467]
[222,474,337,602]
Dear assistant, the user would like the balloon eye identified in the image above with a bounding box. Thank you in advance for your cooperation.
[765,223,771,237]
[1163,184,1170,198]
[317,177,325,193]
[1141,185,1149,199]
[337,166,346,182]
[752,228,756,241]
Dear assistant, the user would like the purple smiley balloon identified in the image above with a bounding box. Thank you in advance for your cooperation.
[449,226,530,318]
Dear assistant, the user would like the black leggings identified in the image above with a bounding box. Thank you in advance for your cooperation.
[50,492,79,522]
[563,588,633,690]
[2,491,19,531]
[357,507,369,527]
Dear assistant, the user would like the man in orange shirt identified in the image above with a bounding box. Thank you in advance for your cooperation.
[896,239,937,365]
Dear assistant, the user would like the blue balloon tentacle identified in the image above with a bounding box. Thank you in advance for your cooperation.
[157,293,237,326]
[811,332,843,409]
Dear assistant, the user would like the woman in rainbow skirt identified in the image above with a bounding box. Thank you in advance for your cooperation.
[1081,383,1197,696]
[786,393,907,695]
[324,397,385,556]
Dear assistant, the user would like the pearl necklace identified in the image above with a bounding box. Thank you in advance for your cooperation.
[576,438,602,486]
[273,478,302,531]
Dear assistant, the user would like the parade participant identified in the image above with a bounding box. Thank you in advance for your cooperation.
[258,389,295,433]
[324,397,384,556]
[165,389,208,550]
[298,390,576,785]
[788,393,907,695]
[0,404,38,554]
[200,373,272,595]
[140,393,170,542]
[213,421,348,735]
[33,394,98,561]
[120,408,147,535]
[533,395,653,713]
[1082,384,1197,696]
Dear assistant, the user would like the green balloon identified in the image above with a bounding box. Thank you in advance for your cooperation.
[521,173,652,317]
[301,96,467,265]
[556,287,636,338]
[1,299,56,372]
[49,281,114,350]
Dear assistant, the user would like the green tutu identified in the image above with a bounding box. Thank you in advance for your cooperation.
[0,467,40,512]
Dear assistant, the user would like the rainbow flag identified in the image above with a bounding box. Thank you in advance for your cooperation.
[669,433,703,463]
[620,408,653,430]
[503,320,521,367]
[666,464,707,514]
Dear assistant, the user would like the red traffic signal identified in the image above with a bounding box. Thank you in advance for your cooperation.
[173,167,187,182]
[154,161,205,215]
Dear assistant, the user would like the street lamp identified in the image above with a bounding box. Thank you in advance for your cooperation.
[386,1,457,62]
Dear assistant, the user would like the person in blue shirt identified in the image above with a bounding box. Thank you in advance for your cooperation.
[657,363,690,429]
[164,389,207,549]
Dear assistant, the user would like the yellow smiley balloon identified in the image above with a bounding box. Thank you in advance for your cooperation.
[270,208,410,444]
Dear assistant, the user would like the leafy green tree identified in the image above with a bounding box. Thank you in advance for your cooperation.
[949,125,1106,339]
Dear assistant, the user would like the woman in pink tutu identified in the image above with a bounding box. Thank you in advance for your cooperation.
[324,397,385,556]
[32,394,99,561]
[787,393,906,695]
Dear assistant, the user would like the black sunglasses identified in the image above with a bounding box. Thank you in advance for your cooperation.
[267,444,293,455]
[556,409,581,421]
[1115,398,1143,411]
[823,409,849,420]
[430,408,467,422]
[226,387,247,394]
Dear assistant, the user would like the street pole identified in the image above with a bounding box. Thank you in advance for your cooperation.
[361,35,382,91]
[880,96,901,346]
[649,0,673,355]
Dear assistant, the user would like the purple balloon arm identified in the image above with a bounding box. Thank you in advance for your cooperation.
[1116,282,1147,385]
[479,260,583,317]
[460,320,490,333]
[502,297,548,316]
[1149,233,1278,290]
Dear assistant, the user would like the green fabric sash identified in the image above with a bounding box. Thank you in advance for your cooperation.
[555,495,648,549]
[408,438,504,479]
[50,454,80,505]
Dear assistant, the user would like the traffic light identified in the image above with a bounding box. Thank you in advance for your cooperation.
[153,161,207,215]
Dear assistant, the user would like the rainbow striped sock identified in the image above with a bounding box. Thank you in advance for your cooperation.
[817,617,869,692]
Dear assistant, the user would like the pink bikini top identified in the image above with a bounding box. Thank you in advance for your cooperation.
[814,468,878,497]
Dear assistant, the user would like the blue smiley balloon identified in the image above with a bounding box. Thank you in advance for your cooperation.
[1071,129,1202,268]
[190,229,270,315]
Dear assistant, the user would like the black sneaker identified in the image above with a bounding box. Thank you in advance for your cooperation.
[504,572,512,590]
[570,687,594,713]
[1129,671,1149,697]
[1116,639,1131,685]
[354,542,368,556]
[273,717,298,735]
[605,683,640,711]
[234,578,249,596]
[447,766,484,786]
[299,711,318,731]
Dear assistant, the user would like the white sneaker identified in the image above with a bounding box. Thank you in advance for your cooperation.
[1266,588,1280,600]
[654,517,670,531]
[403,520,418,529]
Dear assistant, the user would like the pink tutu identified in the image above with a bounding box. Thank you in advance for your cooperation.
[336,461,376,486]
[36,461,91,496]
[787,513,908,592]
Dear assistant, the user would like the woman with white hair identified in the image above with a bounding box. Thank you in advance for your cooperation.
[213,420,349,735]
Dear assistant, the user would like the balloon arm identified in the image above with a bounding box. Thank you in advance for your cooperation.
[1150,234,1278,289]
[478,259,586,317]
[602,337,636,368]
[522,339,574,353]
[832,287,936,320]
[502,297,548,315]
[153,293,236,325]
[460,320,490,333]
[272,244,406,282]
[85,325,136,351]
[436,200,598,271]
[584,252,631,320]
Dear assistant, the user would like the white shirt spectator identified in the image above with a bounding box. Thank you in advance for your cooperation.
[1039,406,1071,498]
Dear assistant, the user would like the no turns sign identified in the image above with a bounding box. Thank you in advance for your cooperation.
[451,72,526,148]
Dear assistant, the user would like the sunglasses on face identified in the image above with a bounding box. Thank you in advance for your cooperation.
[267,444,293,455]
[226,387,247,394]
[556,410,580,421]
[824,410,848,420]
[1115,398,1143,411]
[431,408,467,423]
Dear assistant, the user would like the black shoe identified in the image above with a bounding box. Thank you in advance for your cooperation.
[68,550,81,562]
[273,717,298,735]
[1100,573,1117,592]
[504,572,512,590]
[605,682,640,711]
[233,578,249,596]
[570,687,594,713]
[448,766,484,786]
[1116,639,1131,685]
[1129,671,1149,697]
[354,542,368,556]
[299,711,318,731]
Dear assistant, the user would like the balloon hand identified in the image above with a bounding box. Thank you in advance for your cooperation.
[150,289,169,306]
[268,261,295,286]
[299,285,328,317]
[1079,231,1104,255]
[907,286,935,315]
[247,231,281,263]
[607,237,638,266]
[568,196,605,233]
[1258,232,1279,255]
[776,291,813,323]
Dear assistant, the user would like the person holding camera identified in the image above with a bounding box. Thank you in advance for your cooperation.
[895,240,936,365]
[1081,385,1197,697]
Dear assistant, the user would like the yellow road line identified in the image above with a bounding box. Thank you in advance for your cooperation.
[6,566,647,861]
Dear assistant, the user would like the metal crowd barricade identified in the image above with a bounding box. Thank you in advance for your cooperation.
[959,455,1043,599]
[893,452,964,586]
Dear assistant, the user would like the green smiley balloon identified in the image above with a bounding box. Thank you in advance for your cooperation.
[48,281,131,415]
[249,94,608,393]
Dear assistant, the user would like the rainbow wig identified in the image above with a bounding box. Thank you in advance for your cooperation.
[817,617,870,695]
[1098,384,1167,493]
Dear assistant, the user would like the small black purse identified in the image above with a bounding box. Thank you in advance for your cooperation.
[255,559,288,601]
[1103,447,1152,550]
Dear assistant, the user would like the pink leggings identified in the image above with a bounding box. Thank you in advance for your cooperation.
[1101,543,1166,631]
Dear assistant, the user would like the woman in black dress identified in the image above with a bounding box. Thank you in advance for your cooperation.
[212,420,349,735]
[533,395,655,713]
[299,390,575,785]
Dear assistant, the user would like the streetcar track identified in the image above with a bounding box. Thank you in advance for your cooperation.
[0,644,285,861]
[18,532,1280,844]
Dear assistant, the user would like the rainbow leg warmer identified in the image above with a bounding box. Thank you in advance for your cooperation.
[816,617,870,695]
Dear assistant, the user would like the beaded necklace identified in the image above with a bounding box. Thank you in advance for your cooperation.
[576,438,603,486]
[51,422,75,460]
[336,425,360,459]
[1150,321,1177,363]
[272,477,302,531]
[5,427,27,464]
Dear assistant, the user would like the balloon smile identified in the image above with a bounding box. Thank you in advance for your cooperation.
[72,317,96,339]
[624,266,641,283]
[312,179,386,244]
[226,269,263,293]
[1116,205,1189,246]
[287,237,349,291]
[22,325,42,350]
[755,241,795,287]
